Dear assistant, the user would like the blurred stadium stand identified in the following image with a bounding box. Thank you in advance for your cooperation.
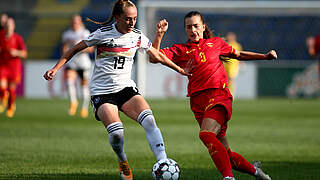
[155,11,320,60]
[0,0,318,60]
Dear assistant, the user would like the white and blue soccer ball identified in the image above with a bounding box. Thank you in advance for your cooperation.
[152,158,180,180]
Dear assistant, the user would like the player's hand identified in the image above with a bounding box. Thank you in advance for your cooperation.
[43,69,57,81]
[266,50,277,60]
[156,19,168,35]
[9,49,20,57]
[177,67,192,77]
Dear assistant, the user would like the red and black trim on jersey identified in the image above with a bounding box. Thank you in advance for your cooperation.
[132,28,141,34]
[97,36,142,57]
[100,25,113,32]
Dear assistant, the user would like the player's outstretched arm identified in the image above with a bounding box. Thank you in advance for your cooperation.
[233,50,277,61]
[43,40,88,81]
[147,46,190,76]
[153,19,168,50]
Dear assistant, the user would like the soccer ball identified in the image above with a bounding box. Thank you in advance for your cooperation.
[152,158,180,180]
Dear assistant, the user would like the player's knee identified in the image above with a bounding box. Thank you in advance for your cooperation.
[199,130,217,144]
[138,109,157,131]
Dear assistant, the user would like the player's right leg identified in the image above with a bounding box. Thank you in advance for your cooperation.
[79,70,90,118]
[92,97,132,180]
[191,90,235,179]
[199,116,234,179]
[66,69,78,116]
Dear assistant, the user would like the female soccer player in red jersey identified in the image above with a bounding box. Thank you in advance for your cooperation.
[306,34,320,81]
[152,11,277,180]
[44,1,189,179]
[0,18,27,118]
[0,13,8,30]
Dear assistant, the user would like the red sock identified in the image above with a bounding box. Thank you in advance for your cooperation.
[8,88,15,109]
[0,87,5,99]
[227,148,256,175]
[199,131,233,178]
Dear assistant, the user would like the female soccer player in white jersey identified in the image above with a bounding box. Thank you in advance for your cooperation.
[43,0,189,180]
[62,14,93,118]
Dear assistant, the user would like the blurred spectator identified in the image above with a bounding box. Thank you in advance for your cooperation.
[61,14,93,118]
[0,13,8,30]
[0,17,27,118]
[306,34,320,80]
[222,32,242,96]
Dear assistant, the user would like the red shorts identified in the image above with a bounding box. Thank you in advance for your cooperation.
[0,60,22,83]
[190,88,233,138]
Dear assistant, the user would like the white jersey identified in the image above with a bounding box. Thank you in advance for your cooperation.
[84,23,152,96]
[62,27,92,70]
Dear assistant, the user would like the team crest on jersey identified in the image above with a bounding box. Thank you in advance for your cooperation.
[206,43,214,47]
[94,97,100,104]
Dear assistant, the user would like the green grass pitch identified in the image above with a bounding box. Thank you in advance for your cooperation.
[0,98,320,180]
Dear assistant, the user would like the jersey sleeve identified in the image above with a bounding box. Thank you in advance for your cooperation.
[138,32,152,53]
[314,34,320,54]
[84,29,102,47]
[218,37,234,56]
[160,44,185,63]
[17,35,26,51]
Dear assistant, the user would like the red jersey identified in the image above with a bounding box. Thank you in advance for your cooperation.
[0,31,26,83]
[161,37,235,96]
[0,31,26,65]
[314,34,320,55]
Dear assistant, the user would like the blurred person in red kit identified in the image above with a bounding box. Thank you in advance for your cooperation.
[0,17,27,118]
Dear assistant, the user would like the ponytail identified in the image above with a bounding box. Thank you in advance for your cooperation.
[87,0,135,26]
[203,24,213,39]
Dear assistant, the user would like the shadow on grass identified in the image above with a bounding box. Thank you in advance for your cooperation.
[1,162,319,180]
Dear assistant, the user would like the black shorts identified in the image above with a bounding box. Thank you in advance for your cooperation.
[65,67,86,80]
[90,87,140,121]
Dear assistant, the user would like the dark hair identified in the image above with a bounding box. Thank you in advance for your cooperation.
[184,11,213,39]
[87,0,136,26]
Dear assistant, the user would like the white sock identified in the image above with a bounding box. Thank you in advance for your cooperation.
[67,79,77,103]
[81,84,90,110]
[106,122,127,162]
[138,109,167,161]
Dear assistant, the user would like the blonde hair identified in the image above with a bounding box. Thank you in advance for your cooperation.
[87,0,136,26]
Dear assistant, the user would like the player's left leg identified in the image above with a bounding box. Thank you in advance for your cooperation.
[66,69,78,116]
[122,95,167,161]
[6,82,17,118]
